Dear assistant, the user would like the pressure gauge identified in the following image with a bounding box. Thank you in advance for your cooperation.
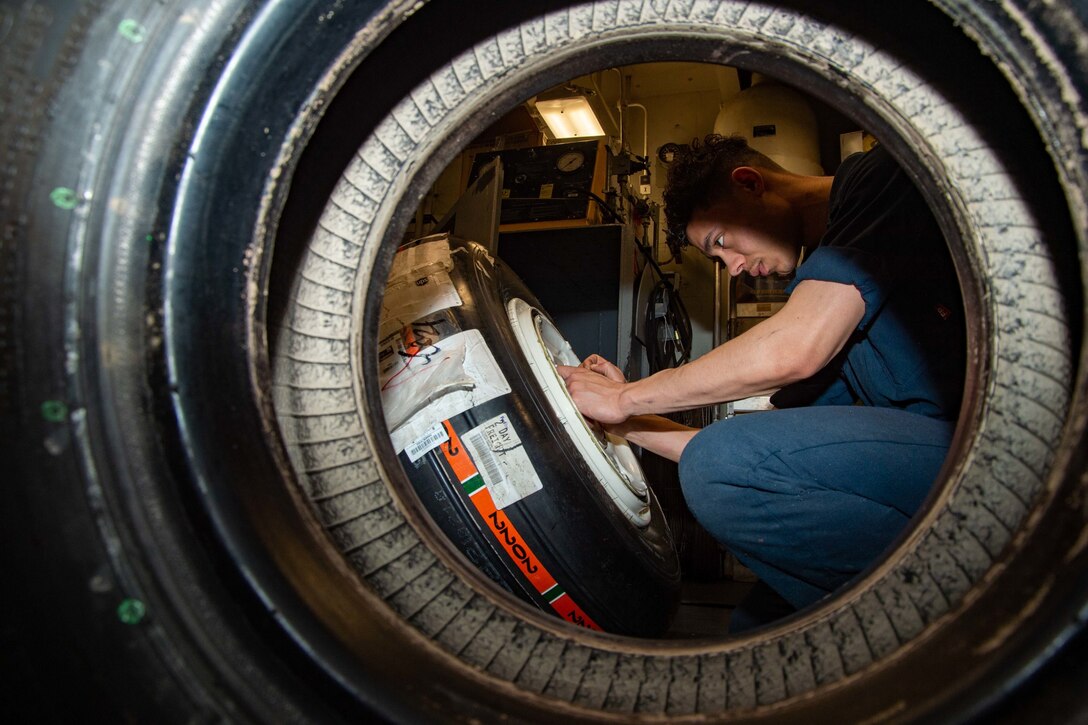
[556,150,585,173]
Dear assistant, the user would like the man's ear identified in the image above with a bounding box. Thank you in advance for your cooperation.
[731,166,765,196]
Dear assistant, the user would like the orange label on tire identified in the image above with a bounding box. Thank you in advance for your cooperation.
[439,420,601,631]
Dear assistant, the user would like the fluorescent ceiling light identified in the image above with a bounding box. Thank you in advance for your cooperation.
[535,96,605,139]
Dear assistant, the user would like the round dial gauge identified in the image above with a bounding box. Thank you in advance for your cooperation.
[555,150,585,173]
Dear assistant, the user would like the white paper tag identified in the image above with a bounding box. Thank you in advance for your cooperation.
[404,422,450,462]
[388,234,453,280]
[380,236,463,341]
[379,268,462,341]
[461,413,543,509]
[385,328,511,453]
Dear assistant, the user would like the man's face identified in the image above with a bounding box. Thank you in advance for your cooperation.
[685,190,802,278]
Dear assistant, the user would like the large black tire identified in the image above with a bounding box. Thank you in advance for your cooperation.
[360,234,680,636]
[2,0,1086,721]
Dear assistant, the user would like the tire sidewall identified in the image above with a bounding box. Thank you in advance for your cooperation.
[385,236,681,634]
[281,1,1086,720]
[8,0,1085,721]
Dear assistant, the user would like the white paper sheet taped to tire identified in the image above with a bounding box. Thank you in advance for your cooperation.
[380,236,462,340]
[382,327,511,453]
[461,413,544,509]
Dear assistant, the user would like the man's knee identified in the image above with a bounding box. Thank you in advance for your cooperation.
[678,425,750,530]
[677,425,711,489]
[678,423,726,499]
[678,418,767,491]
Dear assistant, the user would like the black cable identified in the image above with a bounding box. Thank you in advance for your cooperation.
[585,191,625,224]
[615,207,690,373]
[644,277,692,373]
[632,233,676,293]
[580,188,691,372]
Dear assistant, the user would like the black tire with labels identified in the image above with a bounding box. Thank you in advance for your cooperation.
[379,236,679,636]
[3,0,1087,722]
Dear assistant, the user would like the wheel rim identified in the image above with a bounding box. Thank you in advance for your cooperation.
[506,297,652,527]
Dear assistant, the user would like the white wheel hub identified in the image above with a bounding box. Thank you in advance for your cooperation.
[507,298,651,528]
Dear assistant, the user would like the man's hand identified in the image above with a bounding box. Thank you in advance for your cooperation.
[579,354,625,383]
[556,356,630,425]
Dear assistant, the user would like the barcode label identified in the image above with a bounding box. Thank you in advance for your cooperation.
[405,423,450,462]
[461,414,543,509]
[466,430,504,485]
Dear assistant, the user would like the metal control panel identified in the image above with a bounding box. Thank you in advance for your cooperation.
[467,140,606,229]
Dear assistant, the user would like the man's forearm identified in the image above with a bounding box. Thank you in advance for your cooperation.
[619,327,788,416]
[618,279,865,416]
[610,415,700,463]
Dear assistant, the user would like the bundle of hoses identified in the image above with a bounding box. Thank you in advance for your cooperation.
[633,240,720,575]
[644,276,692,374]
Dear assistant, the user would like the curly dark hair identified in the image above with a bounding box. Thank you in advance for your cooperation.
[662,134,783,256]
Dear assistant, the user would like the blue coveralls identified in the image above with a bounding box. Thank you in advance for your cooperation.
[678,145,966,627]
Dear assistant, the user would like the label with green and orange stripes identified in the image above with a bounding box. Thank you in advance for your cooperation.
[439,419,601,631]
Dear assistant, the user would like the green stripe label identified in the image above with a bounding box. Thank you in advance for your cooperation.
[542,583,565,603]
[460,474,486,496]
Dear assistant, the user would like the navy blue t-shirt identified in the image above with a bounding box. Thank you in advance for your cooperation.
[778,145,965,420]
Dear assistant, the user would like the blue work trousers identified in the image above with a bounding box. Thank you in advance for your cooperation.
[678,406,954,613]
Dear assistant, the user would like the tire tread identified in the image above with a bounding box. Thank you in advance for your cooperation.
[267,1,1075,717]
